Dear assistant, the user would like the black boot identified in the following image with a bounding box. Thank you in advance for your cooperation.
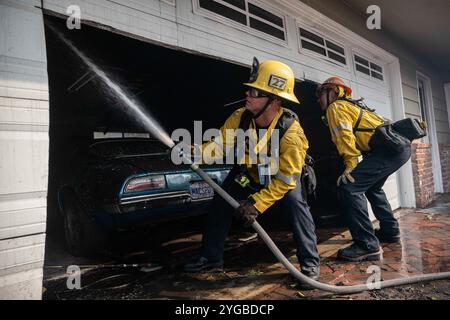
[337,243,382,262]
[374,228,401,243]
[183,256,224,273]
[296,266,320,290]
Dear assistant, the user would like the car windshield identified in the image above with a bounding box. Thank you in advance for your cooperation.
[89,139,168,158]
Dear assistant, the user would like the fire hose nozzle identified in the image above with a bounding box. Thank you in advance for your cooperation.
[169,141,202,165]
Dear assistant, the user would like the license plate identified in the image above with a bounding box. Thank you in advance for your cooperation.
[190,181,214,200]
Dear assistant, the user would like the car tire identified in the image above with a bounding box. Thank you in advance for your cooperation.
[63,194,108,257]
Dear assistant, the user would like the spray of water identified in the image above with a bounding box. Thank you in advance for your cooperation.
[47,23,175,148]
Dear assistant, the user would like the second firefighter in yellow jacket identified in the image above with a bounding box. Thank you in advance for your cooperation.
[317,76,412,262]
[325,97,385,171]
[184,58,320,289]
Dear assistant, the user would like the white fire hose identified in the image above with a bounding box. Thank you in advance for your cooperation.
[188,161,450,294]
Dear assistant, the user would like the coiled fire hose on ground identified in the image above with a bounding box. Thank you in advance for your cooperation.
[187,161,450,294]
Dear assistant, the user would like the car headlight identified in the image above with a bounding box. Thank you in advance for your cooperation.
[124,175,166,193]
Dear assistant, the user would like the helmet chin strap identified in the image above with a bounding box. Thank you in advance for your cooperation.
[325,87,339,108]
[252,97,274,120]
[326,88,331,108]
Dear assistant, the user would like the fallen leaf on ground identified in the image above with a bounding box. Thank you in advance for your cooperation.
[247,269,264,277]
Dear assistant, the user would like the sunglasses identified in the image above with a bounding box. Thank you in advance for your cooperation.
[248,88,269,98]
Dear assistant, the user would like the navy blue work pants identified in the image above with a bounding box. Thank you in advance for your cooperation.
[338,146,411,251]
[201,166,320,268]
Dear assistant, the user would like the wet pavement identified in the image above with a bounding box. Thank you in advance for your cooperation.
[256,194,450,300]
[43,194,450,300]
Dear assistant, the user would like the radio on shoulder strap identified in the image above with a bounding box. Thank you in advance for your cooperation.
[301,154,317,198]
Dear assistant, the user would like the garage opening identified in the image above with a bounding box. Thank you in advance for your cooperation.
[294,81,345,225]
[44,15,344,255]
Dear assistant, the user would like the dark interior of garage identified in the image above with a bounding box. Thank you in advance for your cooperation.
[43,15,345,250]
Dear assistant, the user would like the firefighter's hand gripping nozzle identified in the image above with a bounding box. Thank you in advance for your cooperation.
[170,141,198,165]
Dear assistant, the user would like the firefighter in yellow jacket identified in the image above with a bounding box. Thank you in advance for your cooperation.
[184,58,320,286]
[317,77,411,262]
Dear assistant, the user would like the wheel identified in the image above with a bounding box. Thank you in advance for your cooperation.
[63,194,108,257]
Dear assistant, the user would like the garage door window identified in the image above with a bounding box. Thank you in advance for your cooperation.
[196,0,286,41]
[354,54,384,81]
[299,27,347,66]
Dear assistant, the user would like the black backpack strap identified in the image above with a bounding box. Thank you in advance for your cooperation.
[338,97,376,112]
[336,98,377,134]
[237,108,296,158]
[237,109,253,160]
[352,109,377,133]
[239,109,254,131]
[238,108,316,193]
[275,108,297,138]
[353,109,363,133]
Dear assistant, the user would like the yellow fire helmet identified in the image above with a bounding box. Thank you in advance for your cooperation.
[243,57,300,105]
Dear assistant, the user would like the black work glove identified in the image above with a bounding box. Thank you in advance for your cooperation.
[235,199,259,227]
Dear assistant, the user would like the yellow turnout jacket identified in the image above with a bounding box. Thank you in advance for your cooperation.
[325,100,385,170]
[201,107,308,213]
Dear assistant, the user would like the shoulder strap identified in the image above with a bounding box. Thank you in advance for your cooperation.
[237,108,296,159]
[352,109,377,133]
[353,109,363,133]
[336,98,377,133]
[275,108,297,139]
[338,97,376,112]
[239,109,253,131]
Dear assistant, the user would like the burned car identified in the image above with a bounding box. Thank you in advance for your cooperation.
[56,132,230,256]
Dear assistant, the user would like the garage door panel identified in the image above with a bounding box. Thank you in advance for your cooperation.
[354,72,388,89]
[354,85,393,120]
[353,84,390,103]
[384,175,399,207]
